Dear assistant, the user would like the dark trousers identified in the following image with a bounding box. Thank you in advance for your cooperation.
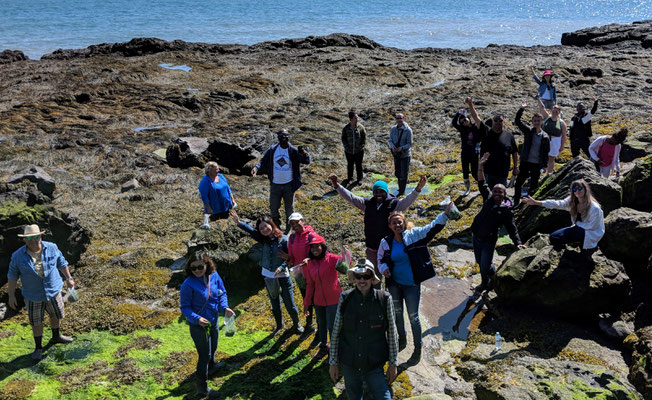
[265,277,300,325]
[485,174,507,189]
[314,304,337,345]
[269,182,295,228]
[473,235,496,290]
[189,323,218,382]
[298,285,313,328]
[461,151,479,181]
[571,138,591,158]
[393,156,410,195]
[513,162,542,204]
[550,225,586,248]
[345,151,364,181]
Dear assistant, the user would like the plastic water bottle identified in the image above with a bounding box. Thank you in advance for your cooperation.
[495,332,502,351]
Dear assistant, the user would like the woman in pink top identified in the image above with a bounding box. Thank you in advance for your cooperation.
[287,212,318,335]
[589,128,627,178]
[302,234,345,354]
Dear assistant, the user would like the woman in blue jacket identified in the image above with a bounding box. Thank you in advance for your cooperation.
[377,204,452,365]
[231,210,304,335]
[199,161,236,228]
[531,66,557,109]
[180,253,234,397]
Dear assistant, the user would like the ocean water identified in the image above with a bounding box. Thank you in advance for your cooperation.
[1,0,650,59]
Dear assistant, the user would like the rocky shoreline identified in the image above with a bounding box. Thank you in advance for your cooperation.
[1,20,651,399]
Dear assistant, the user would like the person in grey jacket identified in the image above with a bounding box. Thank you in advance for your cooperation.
[389,113,413,196]
[341,110,367,184]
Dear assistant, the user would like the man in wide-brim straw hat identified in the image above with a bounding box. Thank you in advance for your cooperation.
[7,224,75,360]
[328,258,398,400]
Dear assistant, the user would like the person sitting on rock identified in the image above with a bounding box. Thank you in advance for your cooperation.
[180,252,234,398]
[7,224,75,360]
[389,113,413,196]
[252,129,311,229]
[569,100,599,158]
[378,206,452,365]
[329,258,398,400]
[341,110,366,184]
[589,128,627,179]
[531,66,557,109]
[452,108,482,196]
[537,96,567,174]
[231,210,304,335]
[199,161,236,228]
[328,174,426,285]
[513,99,550,206]
[302,234,347,356]
[287,212,318,339]
[465,96,519,188]
[472,154,525,293]
[522,179,604,253]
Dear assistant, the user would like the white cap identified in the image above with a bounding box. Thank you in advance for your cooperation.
[288,212,304,221]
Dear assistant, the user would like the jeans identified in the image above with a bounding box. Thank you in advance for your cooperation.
[341,364,392,400]
[269,182,295,228]
[550,225,585,248]
[461,151,479,181]
[473,235,496,289]
[387,282,422,347]
[345,151,364,181]
[571,138,591,158]
[265,277,300,325]
[189,323,219,382]
[513,162,542,204]
[393,156,410,195]
[314,304,338,345]
[485,174,507,189]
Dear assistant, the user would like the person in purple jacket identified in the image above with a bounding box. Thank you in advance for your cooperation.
[180,252,234,398]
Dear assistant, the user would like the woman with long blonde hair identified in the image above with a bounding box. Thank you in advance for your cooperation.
[522,179,604,251]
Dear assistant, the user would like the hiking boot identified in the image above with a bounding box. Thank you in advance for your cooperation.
[398,336,407,352]
[292,324,305,335]
[49,334,73,345]
[309,335,320,348]
[196,379,218,398]
[463,179,471,196]
[31,348,43,360]
[208,361,226,376]
[407,346,421,365]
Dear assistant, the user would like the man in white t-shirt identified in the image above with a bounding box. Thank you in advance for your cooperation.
[252,129,311,228]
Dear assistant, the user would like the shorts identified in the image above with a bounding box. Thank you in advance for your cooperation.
[548,136,562,157]
[27,292,65,326]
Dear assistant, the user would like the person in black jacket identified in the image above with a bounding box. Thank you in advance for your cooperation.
[252,129,311,229]
[452,110,483,195]
[513,100,551,206]
[570,100,599,158]
[471,153,526,293]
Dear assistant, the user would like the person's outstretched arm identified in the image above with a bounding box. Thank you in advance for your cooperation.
[537,96,550,119]
[477,153,490,201]
[329,173,366,211]
[465,97,482,129]
[395,175,427,211]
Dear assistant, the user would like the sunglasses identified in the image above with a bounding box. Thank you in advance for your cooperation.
[354,274,374,281]
[395,117,404,120]
[190,264,206,271]
[572,186,584,192]
[25,235,41,241]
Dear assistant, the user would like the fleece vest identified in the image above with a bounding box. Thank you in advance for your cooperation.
[363,197,399,249]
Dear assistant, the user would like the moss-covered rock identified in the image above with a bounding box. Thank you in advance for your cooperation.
[601,207,652,268]
[629,326,652,400]
[620,155,652,212]
[0,379,37,400]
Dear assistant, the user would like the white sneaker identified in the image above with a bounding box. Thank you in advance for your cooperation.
[201,223,211,230]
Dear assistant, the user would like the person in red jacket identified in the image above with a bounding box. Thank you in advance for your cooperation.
[302,234,346,356]
[287,212,318,337]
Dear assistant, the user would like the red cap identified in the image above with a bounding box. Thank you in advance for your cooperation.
[542,70,553,76]
[307,233,326,245]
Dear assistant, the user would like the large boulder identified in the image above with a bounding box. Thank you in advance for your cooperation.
[165,137,210,169]
[620,131,652,162]
[0,50,28,64]
[561,20,652,48]
[516,157,622,242]
[621,155,652,212]
[7,166,56,198]
[601,208,652,268]
[627,326,652,400]
[494,246,631,317]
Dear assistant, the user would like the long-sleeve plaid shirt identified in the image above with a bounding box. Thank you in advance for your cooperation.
[329,288,398,366]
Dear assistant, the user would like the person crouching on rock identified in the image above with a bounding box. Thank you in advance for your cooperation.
[7,224,75,361]
[329,259,398,400]
[302,234,347,356]
[589,128,627,179]
[471,153,526,293]
[522,179,604,253]
[199,161,236,228]
[378,206,452,365]
[231,210,304,335]
[180,252,234,398]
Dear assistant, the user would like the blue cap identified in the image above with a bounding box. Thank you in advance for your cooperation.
[372,181,388,194]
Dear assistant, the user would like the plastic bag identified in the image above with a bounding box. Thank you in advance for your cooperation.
[224,314,236,337]
[337,246,352,273]
[64,287,79,302]
[440,196,462,220]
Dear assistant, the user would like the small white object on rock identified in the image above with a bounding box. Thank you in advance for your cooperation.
[121,178,140,193]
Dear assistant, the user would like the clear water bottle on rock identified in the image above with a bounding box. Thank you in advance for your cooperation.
[495,332,502,351]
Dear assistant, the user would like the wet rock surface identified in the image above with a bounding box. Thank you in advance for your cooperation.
[561,19,652,48]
